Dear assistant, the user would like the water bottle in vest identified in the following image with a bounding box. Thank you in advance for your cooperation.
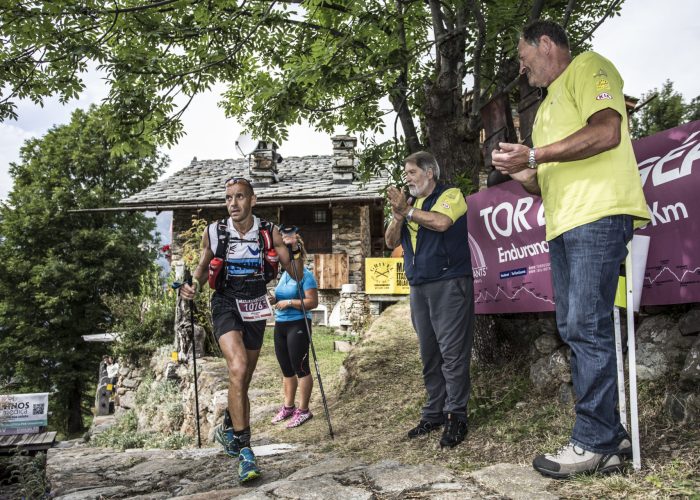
[264,247,279,280]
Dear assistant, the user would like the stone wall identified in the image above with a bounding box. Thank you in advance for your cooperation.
[333,204,371,288]
[516,305,700,423]
[112,347,230,443]
[338,290,370,336]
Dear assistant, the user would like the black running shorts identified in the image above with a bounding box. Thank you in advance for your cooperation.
[211,289,266,350]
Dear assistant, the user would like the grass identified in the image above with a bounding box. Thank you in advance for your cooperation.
[250,302,700,498]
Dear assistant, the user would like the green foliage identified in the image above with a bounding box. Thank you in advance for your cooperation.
[0,105,167,433]
[134,376,185,432]
[452,170,478,197]
[685,95,700,123]
[0,1,623,182]
[106,269,176,361]
[631,80,693,139]
[91,378,191,451]
[0,451,47,499]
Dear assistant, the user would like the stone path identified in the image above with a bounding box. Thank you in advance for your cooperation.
[46,440,557,499]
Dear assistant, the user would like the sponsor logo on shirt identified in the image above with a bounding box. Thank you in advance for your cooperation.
[441,201,450,209]
[596,92,613,100]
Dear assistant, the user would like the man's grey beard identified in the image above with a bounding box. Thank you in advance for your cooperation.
[408,179,428,197]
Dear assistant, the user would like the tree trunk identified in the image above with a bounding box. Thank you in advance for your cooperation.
[66,379,84,434]
[428,122,482,187]
[421,29,482,186]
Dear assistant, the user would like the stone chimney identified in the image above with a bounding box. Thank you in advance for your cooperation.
[249,140,279,187]
[331,135,357,184]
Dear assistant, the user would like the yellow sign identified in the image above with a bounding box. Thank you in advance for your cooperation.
[171,351,179,362]
[365,258,410,295]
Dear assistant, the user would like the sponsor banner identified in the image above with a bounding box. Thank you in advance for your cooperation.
[467,120,700,313]
[365,258,410,295]
[467,182,555,314]
[0,393,49,435]
[634,120,700,305]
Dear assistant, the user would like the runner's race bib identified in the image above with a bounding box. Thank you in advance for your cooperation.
[236,295,273,322]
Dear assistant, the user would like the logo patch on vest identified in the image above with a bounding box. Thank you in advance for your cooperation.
[441,201,450,209]
[596,92,613,100]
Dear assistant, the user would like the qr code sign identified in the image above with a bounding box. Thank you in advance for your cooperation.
[33,403,45,415]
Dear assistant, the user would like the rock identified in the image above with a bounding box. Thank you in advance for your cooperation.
[287,457,364,480]
[678,307,700,336]
[122,377,140,389]
[530,346,571,392]
[664,391,700,425]
[558,383,575,405]
[534,334,562,355]
[537,316,558,336]
[268,475,372,500]
[468,463,557,499]
[635,314,695,381]
[530,357,551,392]
[363,460,454,494]
[679,338,700,389]
[334,340,354,352]
[118,391,136,409]
[636,342,670,380]
[46,442,519,499]
[535,333,563,354]
[165,361,180,380]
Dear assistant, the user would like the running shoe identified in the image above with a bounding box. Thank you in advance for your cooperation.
[286,408,313,428]
[271,405,296,424]
[238,447,261,482]
[213,423,239,458]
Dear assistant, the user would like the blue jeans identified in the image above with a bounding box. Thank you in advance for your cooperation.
[548,215,632,454]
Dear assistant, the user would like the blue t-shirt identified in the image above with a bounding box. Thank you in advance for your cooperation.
[274,269,318,322]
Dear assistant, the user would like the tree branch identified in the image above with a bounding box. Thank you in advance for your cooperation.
[529,0,546,21]
[562,0,577,28]
[468,0,486,131]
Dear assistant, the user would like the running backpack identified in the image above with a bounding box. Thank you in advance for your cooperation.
[212,218,279,286]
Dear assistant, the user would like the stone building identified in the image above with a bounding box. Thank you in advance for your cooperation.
[120,135,389,316]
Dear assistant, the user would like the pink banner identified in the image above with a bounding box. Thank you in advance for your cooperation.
[635,120,700,305]
[467,120,700,314]
[467,182,554,314]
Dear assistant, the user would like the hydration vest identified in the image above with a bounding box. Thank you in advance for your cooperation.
[213,218,279,284]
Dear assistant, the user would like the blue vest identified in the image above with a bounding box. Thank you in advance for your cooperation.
[400,183,472,286]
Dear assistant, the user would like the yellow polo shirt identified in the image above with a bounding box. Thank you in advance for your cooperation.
[408,187,467,250]
[533,51,650,241]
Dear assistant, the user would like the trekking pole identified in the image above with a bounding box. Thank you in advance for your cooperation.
[282,234,334,440]
[173,274,202,448]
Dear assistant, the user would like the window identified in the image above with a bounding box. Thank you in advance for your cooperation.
[281,206,332,254]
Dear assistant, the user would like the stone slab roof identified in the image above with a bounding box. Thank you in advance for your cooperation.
[120,156,389,208]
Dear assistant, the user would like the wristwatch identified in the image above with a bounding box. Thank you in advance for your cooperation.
[528,148,538,169]
[287,299,293,307]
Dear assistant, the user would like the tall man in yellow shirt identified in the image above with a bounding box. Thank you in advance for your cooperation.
[385,151,475,449]
[492,20,649,478]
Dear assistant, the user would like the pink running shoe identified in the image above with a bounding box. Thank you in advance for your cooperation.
[271,405,296,424]
[286,408,313,428]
